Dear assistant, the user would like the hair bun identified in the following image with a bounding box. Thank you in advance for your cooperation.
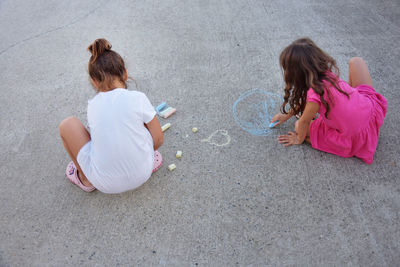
[88,38,112,63]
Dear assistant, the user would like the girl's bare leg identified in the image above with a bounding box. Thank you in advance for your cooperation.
[348,57,373,87]
[59,116,93,187]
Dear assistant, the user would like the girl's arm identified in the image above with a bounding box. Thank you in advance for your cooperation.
[145,116,164,150]
[296,102,319,142]
[271,109,295,126]
[278,102,319,146]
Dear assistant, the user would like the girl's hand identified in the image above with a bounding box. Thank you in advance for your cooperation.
[276,102,319,147]
[271,113,292,126]
[278,132,302,147]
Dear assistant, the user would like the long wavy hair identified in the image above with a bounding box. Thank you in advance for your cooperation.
[279,38,349,118]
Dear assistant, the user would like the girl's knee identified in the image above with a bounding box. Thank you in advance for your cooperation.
[59,116,79,135]
[349,57,365,66]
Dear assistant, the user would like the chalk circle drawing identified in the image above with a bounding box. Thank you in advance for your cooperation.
[201,130,231,147]
[233,89,282,136]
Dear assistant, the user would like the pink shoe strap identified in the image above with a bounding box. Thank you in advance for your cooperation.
[152,151,163,173]
[65,161,95,192]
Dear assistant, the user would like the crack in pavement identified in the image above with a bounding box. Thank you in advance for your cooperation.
[0,2,106,56]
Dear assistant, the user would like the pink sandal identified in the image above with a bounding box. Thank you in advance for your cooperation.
[152,151,163,173]
[65,161,95,192]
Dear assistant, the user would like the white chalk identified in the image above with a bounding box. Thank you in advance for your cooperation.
[176,151,182,158]
[192,127,198,133]
[168,163,176,171]
[161,123,171,132]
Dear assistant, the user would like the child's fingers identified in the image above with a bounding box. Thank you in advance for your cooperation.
[278,132,293,139]
[277,135,287,141]
[278,139,292,147]
[278,133,295,146]
[277,135,290,143]
[271,114,284,125]
[269,120,281,128]
[271,114,280,122]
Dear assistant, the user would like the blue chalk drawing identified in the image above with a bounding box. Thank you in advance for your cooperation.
[233,89,282,136]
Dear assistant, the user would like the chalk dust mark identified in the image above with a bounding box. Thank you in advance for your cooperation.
[201,130,231,147]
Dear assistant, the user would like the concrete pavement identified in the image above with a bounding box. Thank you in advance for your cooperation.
[1,0,399,266]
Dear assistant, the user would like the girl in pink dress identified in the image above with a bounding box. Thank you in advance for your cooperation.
[271,38,387,164]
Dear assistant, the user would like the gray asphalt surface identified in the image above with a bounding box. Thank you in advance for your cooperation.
[1,0,399,266]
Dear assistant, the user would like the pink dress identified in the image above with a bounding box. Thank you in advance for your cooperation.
[307,77,387,164]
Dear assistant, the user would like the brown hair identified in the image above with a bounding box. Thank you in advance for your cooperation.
[88,38,127,91]
[279,38,349,118]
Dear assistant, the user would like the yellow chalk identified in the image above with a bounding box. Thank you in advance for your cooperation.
[176,151,182,158]
[168,163,176,171]
[161,123,171,132]
[192,127,198,133]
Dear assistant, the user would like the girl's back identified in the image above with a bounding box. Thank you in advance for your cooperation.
[307,78,374,136]
[307,76,386,164]
[87,89,156,187]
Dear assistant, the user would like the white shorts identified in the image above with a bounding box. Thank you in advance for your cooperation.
[77,141,151,194]
[76,141,105,191]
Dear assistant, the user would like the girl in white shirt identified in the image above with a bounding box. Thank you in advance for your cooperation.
[59,38,164,193]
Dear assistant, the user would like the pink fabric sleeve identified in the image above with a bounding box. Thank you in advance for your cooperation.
[307,88,321,104]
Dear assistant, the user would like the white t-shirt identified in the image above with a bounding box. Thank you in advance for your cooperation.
[81,88,156,193]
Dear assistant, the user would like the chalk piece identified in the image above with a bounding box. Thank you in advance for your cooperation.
[192,127,198,133]
[161,107,176,118]
[269,120,279,128]
[161,123,171,132]
[159,106,172,116]
[156,102,176,118]
[155,102,166,113]
[168,164,176,171]
[176,151,182,158]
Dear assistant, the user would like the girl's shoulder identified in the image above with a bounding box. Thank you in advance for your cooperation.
[322,72,355,93]
[307,74,346,102]
[307,87,321,104]
[88,88,148,104]
[331,78,355,95]
[124,89,148,97]
[110,88,150,100]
